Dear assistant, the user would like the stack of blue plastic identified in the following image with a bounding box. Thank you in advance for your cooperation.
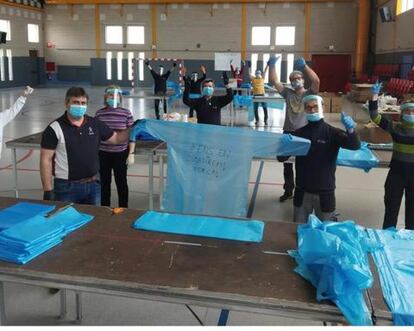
[0,203,94,264]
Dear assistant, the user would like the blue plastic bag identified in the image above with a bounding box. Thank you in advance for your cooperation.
[0,202,55,230]
[133,119,310,217]
[367,228,414,325]
[133,211,265,242]
[167,80,182,107]
[289,215,379,325]
[337,142,379,172]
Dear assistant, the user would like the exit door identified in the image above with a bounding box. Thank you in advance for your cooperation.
[311,54,352,92]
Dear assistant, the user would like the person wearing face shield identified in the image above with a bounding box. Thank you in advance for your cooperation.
[145,60,177,119]
[182,72,233,125]
[182,65,207,118]
[369,81,414,230]
[249,63,269,125]
[40,87,132,205]
[94,85,134,208]
[288,95,360,223]
[268,56,321,202]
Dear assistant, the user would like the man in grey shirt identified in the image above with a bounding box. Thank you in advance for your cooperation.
[268,55,320,202]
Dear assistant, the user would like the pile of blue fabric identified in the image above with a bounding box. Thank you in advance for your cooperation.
[0,202,93,264]
[289,215,381,325]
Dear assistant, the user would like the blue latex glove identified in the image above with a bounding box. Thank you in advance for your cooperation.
[280,133,292,145]
[341,112,356,131]
[371,80,382,95]
[267,56,280,67]
[294,57,306,70]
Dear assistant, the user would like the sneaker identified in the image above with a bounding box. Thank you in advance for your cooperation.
[279,192,293,202]
[254,121,258,126]
[264,120,268,126]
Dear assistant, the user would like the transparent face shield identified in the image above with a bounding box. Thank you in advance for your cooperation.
[105,88,121,107]
[303,95,324,120]
[159,66,164,75]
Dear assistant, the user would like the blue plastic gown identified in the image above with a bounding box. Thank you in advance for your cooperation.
[0,202,55,230]
[132,119,310,217]
[167,80,182,107]
[233,95,285,122]
[133,210,264,242]
[289,215,379,325]
[337,142,379,172]
[367,228,414,325]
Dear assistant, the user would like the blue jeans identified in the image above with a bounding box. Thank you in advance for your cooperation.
[54,178,101,206]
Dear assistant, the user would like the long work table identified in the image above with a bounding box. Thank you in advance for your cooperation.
[0,197,392,325]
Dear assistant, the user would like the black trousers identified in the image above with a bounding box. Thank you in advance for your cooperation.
[99,150,129,208]
[278,130,294,194]
[253,100,268,122]
[154,96,167,119]
[383,167,414,230]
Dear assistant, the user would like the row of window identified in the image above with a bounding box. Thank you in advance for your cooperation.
[401,0,414,13]
[0,49,13,81]
[252,26,295,46]
[0,19,39,42]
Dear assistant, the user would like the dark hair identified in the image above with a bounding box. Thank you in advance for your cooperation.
[65,87,88,104]
[202,78,215,87]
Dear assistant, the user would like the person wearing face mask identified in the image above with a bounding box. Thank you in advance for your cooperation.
[94,85,134,208]
[289,95,360,223]
[0,86,33,159]
[145,60,176,120]
[249,63,269,126]
[369,81,414,229]
[40,87,132,205]
[182,72,233,125]
[182,65,207,118]
[268,56,321,202]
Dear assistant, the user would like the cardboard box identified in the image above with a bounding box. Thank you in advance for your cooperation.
[331,95,343,113]
[320,92,332,113]
[351,84,373,103]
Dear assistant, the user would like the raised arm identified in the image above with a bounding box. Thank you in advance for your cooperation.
[295,58,320,93]
[183,80,197,108]
[268,56,284,93]
[368,81,393,132]
[2,86,33,127]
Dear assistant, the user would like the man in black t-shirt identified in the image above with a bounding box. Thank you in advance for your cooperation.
[40,87,132,205]
[145,60,176,119]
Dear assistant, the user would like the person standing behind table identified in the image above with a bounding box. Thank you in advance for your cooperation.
[369,81,414,230]
[95,85,134,208]
[268,55,320,202]
[0,86,33,159]
[182,65,207,118]
[40,87,131,205]
[145,60,176,120]
[230,59,245,90]
[291,95,360,223]
[249,62,269,126]
[183,72,233,125]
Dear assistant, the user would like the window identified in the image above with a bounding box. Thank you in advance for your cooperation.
[138,52,145,81]
[0,20,11,41]
[127,26,145,44]
[287,54,295,83]
[117,52,123,80]
[251,26,270,46]
[275,26,295,46]
[27,24,39,43]
[0,49,4,81]
[401,0,414,13]
[250,53,258,74]
[6,49,12,81]
[128,52,134,81]
[105,25,123,44]
[106,51,112,80]
[262,53,270,83]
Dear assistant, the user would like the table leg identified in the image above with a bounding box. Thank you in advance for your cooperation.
[75,291,83,324]
[59,289,67,320]
[11,148,18,198]
[149,153,154,210]
[159,155,164,209]
[0,281,6,325]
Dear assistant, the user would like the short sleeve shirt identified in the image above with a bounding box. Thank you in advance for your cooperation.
[41,113,113,180]
[281,87,314,132]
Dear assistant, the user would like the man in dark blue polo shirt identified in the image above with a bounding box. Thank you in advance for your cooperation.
[40,87,132,205]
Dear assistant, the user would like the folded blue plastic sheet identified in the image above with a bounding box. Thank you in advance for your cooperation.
[289,215,379,325]
[133,211,265,242]
[0,205,94,264]
[135,119,310,217]
[367,228,414,325]
[0,202,55,230]
[337,142,379,172]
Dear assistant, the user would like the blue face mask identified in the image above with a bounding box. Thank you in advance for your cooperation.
[402,114,414,123]
[69,105,87,119]
[307,113,322,122]
[203,86,214,97]
[107,98,119,108]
